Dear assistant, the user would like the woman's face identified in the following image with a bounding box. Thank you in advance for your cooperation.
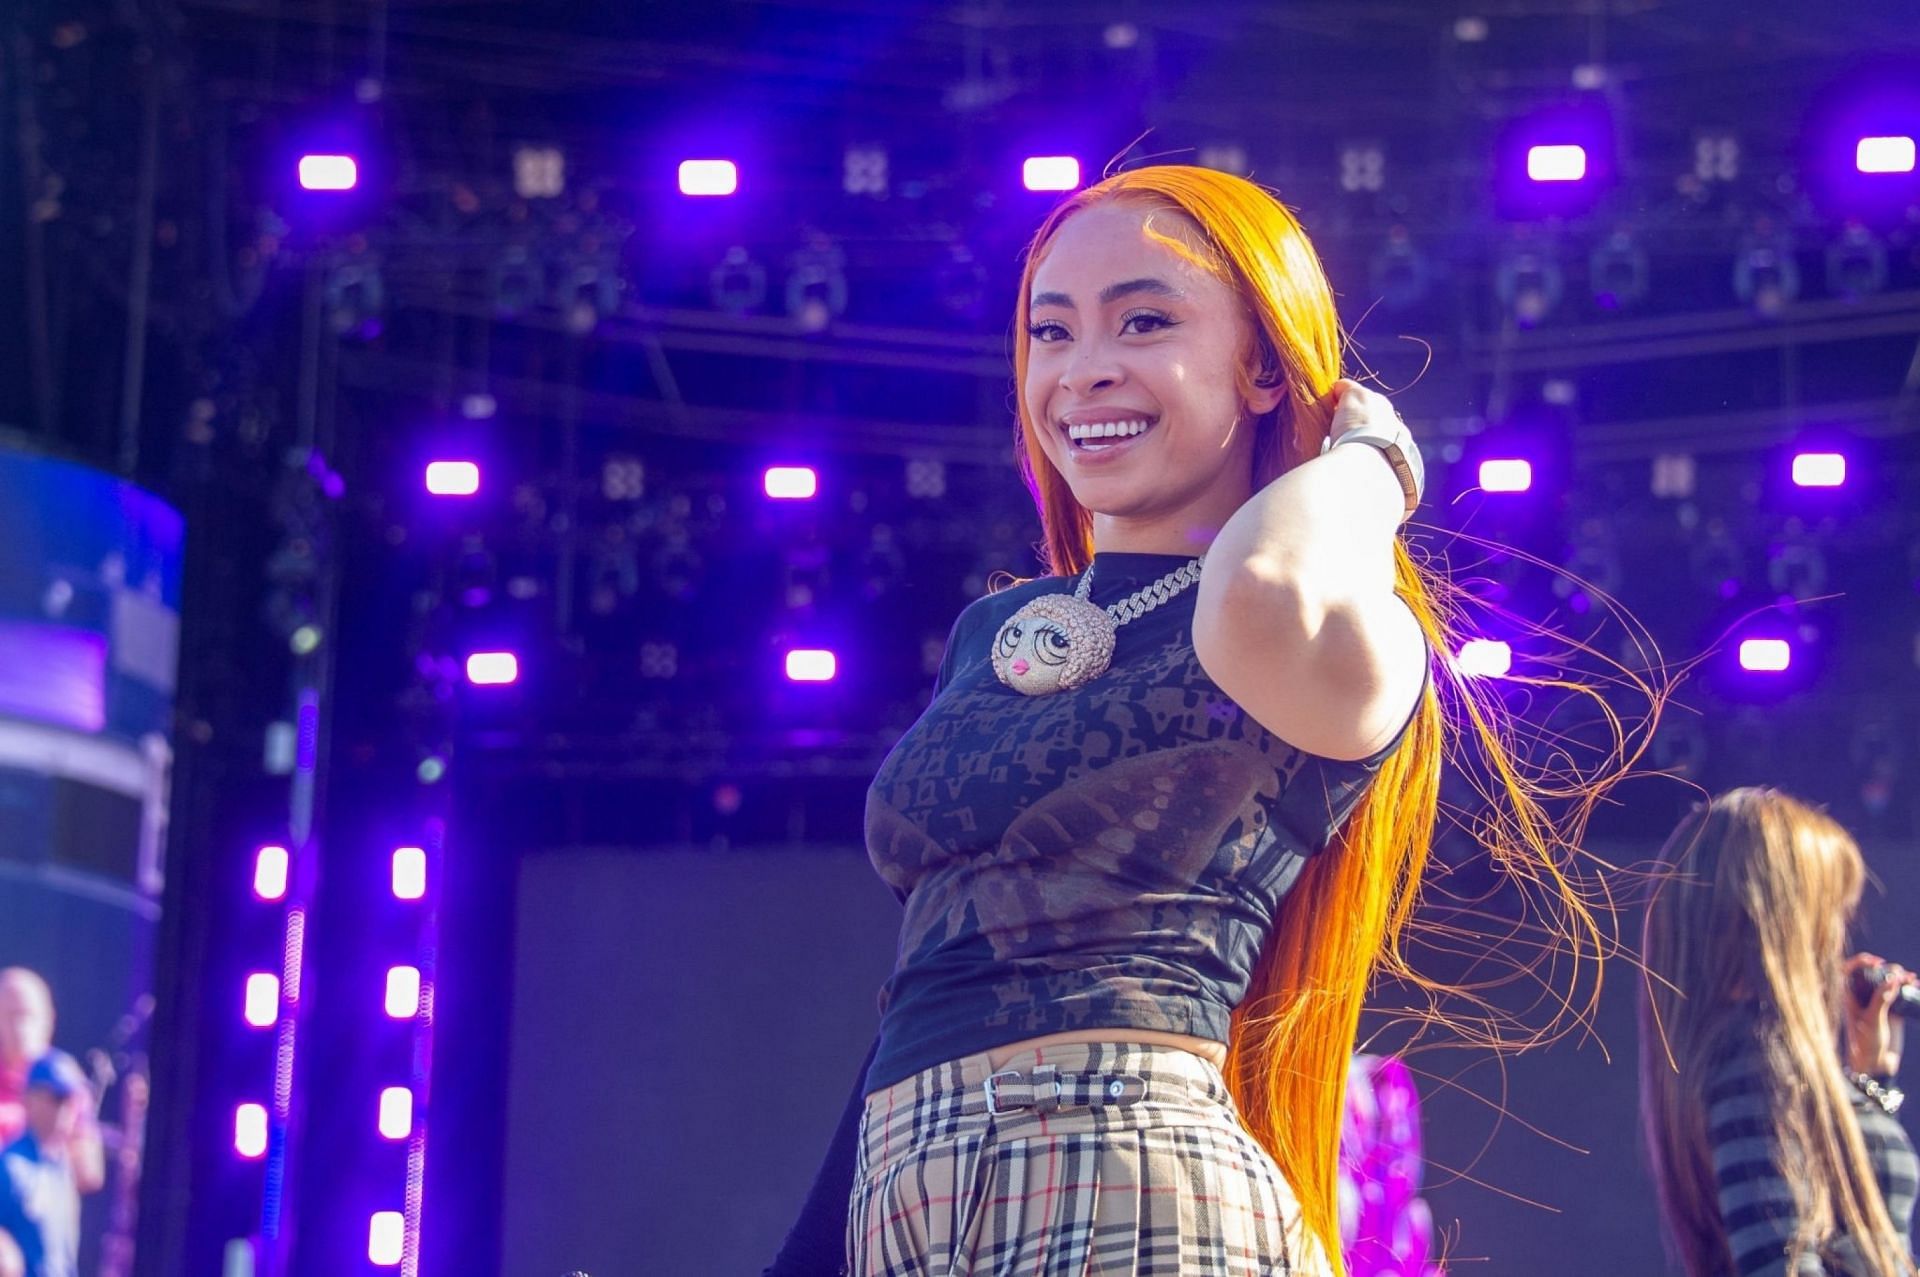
[1023,201,1281,545]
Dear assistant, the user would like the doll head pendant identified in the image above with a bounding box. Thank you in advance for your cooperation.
[991,593,1116,696]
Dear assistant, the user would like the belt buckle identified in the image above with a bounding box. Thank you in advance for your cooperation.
[984,1065,1061,1116]
[983,1069,1025,1116]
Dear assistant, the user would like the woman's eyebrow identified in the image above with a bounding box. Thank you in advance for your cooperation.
[1029,277,1186,311]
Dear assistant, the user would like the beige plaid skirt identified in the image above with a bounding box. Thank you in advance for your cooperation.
[847,1041,1327,1277]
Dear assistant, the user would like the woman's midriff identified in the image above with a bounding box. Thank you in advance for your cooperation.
[983,1028,1228,1072]
[862,1030,1229,1100]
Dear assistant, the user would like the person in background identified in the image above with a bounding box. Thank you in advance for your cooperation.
[0,1052,94,1277]
[0,972,100,1200]
[1640,788,1918,1276]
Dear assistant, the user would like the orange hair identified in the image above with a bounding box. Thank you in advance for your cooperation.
[1013,165,1622,1271]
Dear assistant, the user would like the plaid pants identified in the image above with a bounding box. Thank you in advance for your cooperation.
[847,1042,1326,1276]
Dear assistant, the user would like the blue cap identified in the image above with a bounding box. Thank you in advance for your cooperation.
[25,1050,82,1100]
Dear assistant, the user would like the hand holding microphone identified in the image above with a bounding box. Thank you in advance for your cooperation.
[1852,960,1920,1020]
[1844,953,1918,1078]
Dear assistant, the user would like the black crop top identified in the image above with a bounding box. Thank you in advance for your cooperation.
[863,551,1406,1093]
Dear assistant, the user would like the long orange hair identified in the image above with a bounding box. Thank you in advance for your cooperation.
[1013,165,1618,1271]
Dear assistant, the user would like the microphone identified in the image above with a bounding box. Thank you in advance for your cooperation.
[1850,963,1920,1022]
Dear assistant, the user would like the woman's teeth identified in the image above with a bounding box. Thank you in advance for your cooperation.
[1066,419,1152,450]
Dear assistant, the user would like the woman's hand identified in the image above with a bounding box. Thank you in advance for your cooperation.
[1324,378,1406,445]
[1842,951,1913,1078]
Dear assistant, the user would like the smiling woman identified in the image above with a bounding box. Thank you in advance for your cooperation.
[1021,207,1286,556]
[763,165,1627,1277]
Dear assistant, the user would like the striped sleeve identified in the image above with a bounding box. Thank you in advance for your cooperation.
[1704,1051,1826,1276]
[1851,1094,1918,1251]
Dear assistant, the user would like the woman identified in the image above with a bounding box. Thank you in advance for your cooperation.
[1640,788,1919,1276]
[767,165,1603,1277]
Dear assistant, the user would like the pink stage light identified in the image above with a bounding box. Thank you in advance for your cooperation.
[1022,156,1082,192]
[1526,145,1588,182]
[424,461,480,496]
[253,845,290,901]
[234,1103,269,1159]
[1857,136,1917,174]
[392,847,427,900]
[678,159,739,196]
[1479,459,1534,493]
[1738,638,1792,672]
[785,649,837,682]
[1790,452,1846,487]
[378,1087,414,1140]
[298,155,359,191]
[385,965,422,1019]
[244,973,281,1028]
[763,466,818,499]
[1457,639,1513,678]
[368,1211,405,1266]
[465,652,519,686]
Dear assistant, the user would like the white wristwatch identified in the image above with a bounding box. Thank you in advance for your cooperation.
[1320,419,1424,523]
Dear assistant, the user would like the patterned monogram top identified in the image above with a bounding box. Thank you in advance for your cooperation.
[864,551,1407,1092]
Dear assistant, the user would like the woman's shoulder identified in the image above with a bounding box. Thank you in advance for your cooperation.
[1703,1021,1773,1096]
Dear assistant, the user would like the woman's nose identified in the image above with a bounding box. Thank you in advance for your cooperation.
[1060,339,1123,395]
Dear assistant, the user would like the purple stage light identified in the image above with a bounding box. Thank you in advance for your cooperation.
[425,461,480,497]
[1857,136,1917,174]
[244,973,281,1028]
[378,1087,414,1140]
[1457,639,1513,678]
[1527,144,1588,182]
[1022,156,1082,192]
[763,466,818,499]
[298,154,359,191]
[1497,101,1614,219]
[785,649,837,682]
[1738,638,1792,672]
[465,652,519,686]
[678,159,739,196]
[385,965,422,1019]
[368,1212,405,1266]
[234,1103,269,1159]
[1479,459,1534,493]
[392,847,427,900]
[254,845,290,901]
[1791,452,1847,487]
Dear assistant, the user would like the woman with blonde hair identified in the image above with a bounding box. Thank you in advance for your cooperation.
[1640,787,1918,1276]
[765,164,1612,1277]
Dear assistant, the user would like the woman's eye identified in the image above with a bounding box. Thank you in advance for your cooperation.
[997,626,1021,655]
[1026,321,1069,343]
[1121,311,1173,335]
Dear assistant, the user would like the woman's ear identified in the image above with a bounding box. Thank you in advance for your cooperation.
[1246,336,1286,416]
[1246,376,1285,417]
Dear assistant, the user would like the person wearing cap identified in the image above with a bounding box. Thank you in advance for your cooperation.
[0,973,99,1201]
[0,1051,91,1277]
